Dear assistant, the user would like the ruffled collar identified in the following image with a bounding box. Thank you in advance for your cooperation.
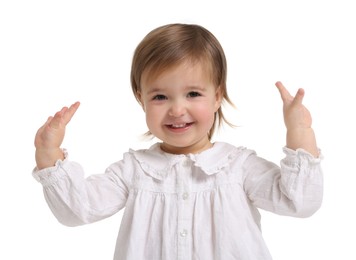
[129,142,247,180]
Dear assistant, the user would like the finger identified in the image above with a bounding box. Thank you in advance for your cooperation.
[275,81,293,102]
[62,101,80,125]
[36,116,53,135]
[48,109,66,129]
[292,88,305,105]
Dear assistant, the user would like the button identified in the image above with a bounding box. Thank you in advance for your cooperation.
[180,229,188,237]
[182,192,189,200]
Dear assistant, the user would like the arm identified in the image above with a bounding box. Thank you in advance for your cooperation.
[33,102,128,226]
[34,161,129,226]
[243,150,323,218]
[34,102,80,169]
[275,81,319,157]
[244,82,322,216]
[244,82,323,217]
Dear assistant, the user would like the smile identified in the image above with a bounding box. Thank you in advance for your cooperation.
[166,122,193,129]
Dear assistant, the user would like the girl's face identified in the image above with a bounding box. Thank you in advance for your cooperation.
[139,61,222,154]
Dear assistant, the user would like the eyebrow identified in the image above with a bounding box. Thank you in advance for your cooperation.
[146,87,163,95]
[187,85,207,92]
[146,85,207,95]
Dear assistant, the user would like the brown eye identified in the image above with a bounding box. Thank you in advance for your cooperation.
[187,91,201,98]
[153,94,167,100]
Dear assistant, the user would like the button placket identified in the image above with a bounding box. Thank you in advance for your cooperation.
[177,157,192,259]
[180,158,191,204]
[182,192,189,200]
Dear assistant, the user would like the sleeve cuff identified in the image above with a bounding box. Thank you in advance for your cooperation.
[32,149,69,185]
[282,146,323,164]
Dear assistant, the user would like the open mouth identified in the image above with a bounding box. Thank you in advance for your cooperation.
[166,122,193,129]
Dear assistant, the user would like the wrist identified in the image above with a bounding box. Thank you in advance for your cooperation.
[35,148,64,170]
[286,128,319,157]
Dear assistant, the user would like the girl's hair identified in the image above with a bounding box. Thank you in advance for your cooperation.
[130,23,234,139]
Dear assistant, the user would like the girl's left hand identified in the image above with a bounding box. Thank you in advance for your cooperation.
[275,81,313,130]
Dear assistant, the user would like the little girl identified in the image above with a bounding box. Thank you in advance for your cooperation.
[33,23,323,260]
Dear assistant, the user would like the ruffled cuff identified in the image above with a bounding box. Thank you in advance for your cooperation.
[32,149,69,186]
[282,146,323,165]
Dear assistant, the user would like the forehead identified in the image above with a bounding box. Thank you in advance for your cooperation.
[141,59,214,87]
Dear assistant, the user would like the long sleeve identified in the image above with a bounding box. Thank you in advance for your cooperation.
[32,155,130,227]
[243,147,323,217]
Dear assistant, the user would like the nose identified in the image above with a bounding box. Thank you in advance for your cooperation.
[168,100,186,117]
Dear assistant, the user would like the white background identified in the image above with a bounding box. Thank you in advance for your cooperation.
[1,0,355,259]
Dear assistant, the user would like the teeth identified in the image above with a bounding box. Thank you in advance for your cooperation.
[171,123,186,128]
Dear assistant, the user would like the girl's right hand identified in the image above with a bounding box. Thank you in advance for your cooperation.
[35,102,80,170]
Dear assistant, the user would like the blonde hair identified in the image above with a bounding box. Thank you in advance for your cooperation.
[130,23,234,139]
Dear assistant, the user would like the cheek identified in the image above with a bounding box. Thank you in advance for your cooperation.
[144,110,156,133]
[144,107,154,122]
[145,106,164,125]
[193,102,216,121]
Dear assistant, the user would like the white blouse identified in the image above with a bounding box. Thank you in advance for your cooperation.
[33,142,323,260]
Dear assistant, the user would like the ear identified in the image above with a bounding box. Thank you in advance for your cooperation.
[214,86,223,111]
